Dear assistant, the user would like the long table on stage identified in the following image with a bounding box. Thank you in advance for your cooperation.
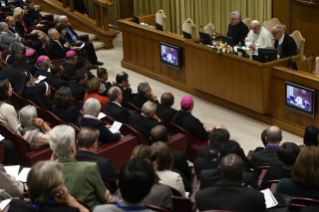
[118,14,317,137]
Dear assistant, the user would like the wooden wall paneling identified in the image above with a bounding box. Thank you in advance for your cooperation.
[119,0,134,19]
[272,0,291,33]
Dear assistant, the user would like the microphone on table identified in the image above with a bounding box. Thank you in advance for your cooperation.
[147,11,162,26]
[172,21,190,33]
[266,39,275,48]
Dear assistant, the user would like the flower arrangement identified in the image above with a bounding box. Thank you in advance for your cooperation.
[212,42,234,55]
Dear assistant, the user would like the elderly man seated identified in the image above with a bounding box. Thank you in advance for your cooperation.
[48,28,70,59]
[49,125,110,210]
[272,25,297,59]
[245,20,273,50]
[33,55,51,78]
[0,22,22,50]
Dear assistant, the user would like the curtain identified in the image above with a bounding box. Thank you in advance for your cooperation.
[133,0,272,37]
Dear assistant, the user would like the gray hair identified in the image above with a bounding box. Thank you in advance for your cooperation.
[231,11,241,19]
[107,86,121,102]
[251,20,260,26]
[0,22,6,31]
[83,98,101,117]
[59,15,67,23]
[138,82,150,96]
[48,28,56,37]
[142,101,157,115]
[9,42,22,54]
[275,25,284,32]
[38,56,48,67]
[49,125,75,159]
[19,105,37,127]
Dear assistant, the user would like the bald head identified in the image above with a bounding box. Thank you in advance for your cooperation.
[214,124,227,130]
[161,93,174,107]
[220,154,243,182]
[150,125,169,143]
[107,86,122,102]
[266,125,282,144]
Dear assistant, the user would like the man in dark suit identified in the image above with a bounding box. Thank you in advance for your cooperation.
[48,63,71,89]
[103,86,130,123]
[33,55,51,78]
[131,82,158,109]
[272,25,297,59]
[149,125,191,181]
[97,68,112,96]
[3,53,29,89]
[76,57,94,77]
[69,69,88,101]
[252,125,283,168]
[155,92,177,122]
[194,128,230,175]
[59,15,103,66]
[75,128,118,193]
[196,154,266,212]
[127,101,162,142]
[115,72,133,102]
[48,28,70,59]
[227,11,249,46]
[62,50,78,78]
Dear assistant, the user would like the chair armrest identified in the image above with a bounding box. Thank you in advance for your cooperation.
[35,25,44,32]
[0,6,10,12]
[79,35,89,42]
[25,32,38,41]
[25,146,52,166]
[7,1,16,6]
[39,20,49,25]
[24,39,32,48]
[72,41,84,47]
[247,150,255,161]
[168,133,187,154]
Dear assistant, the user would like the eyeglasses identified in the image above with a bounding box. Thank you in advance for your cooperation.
[272,32,279,36]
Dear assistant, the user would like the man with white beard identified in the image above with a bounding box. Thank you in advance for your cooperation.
[245,20,273,51]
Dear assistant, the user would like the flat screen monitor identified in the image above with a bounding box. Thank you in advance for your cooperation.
[199,31,212,45]
[221,35,235,46]
[289,57,298,71]
[132,14,140,24]
[258,48,277,62]
[160,42,181,70]
[182,31,192,39]
[156,23,163,31]
[285,81,315,118]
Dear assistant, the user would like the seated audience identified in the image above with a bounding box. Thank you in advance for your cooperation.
[48,63,71,89]
[8,161,89,212]
[18,105,51,150]
[0,79,21,134]
[155,92,177,122]
[132,82,158,109]
[59,15,103,66]
[25,50,38,75]
[33,82,54,110]
[70,69,87,101]
[300,125,319,149]
[62,50,78,78]
[78,98,121,146]
[94,158,155,212]
[0,164,23,197]
[76,56,93,76]
[75,128,118,192]
[275,146,319,200]
[97,68,112,95]
[52,87,82,125]
[48,28,70,59]
[200,140,259,190]
[172,96,209,142]
[7,42,24,65]
[150,125,191,181]
[13,7,43,38]
[84,77,109,109]
[129,144,173,211]
[115,72,132,102]
[0,23,22,52]
[34,55,51,78]
[272,25,297,59]
[3,53,28,89]
[49,125,110,209]
[15,70,35,101]
[262,142,300,186]
[196,154,266,212]
[103,86,130,123]
[127,101,162,141]
[252,125,283,168]
[152,142,186,197]
[194,128,229,175]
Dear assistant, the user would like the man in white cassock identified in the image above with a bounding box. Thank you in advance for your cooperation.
[245,20,273,51]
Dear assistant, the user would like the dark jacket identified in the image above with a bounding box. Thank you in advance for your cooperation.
[261,164,291,186]
[48,39,70,59]
[156,104,177,122]
[194,152,219,175]
[227,21,249,46]
[200,169,259,190]
[22,86,35,102]
[33,68,51,79]
[252,147,283,168]
[131,95,153,109]
[15,16,33,38]
[75,150,118,192]
[116,84,132,102]
[25,63,38,75]
[8,199,79,212]
[274,34,298,59]
[171,149,191,181]
[3,63,29,89]
[62,62,76,78]
[52,105,82,125]
[69,81,85,101]
[77,116,121,146]
[48,75,71,89]
[195,180,266,212]
[103,102,130,123]
[172,110,208,141]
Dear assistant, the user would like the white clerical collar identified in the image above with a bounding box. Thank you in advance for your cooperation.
[278,34,285,45]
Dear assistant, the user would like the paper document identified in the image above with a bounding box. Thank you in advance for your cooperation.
[234,46,250,52]
[80,42,85,49]
[109,121,122,134]
[4,165,20,178]
[98,112,107,120]
[17,168,31,183]
[0,133,5,141]
[35,75,47,84]
[261,188,278,208]
[0,199,11,210]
